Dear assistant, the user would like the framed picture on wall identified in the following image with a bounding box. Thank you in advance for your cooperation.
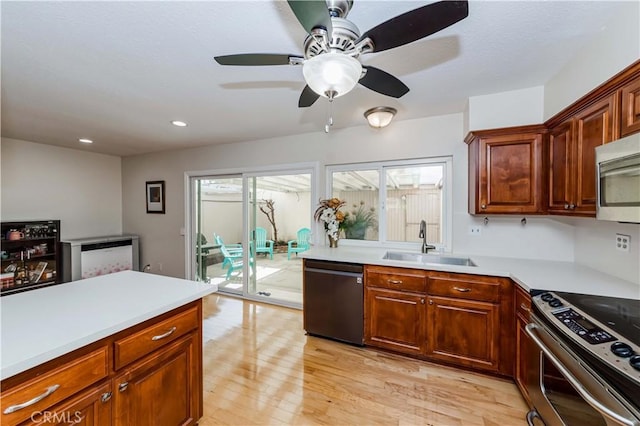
[146,180,165,214]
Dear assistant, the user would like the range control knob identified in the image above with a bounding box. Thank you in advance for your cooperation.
[611,342,635,358]
[630,355,640,372]
[541,293,554,302]
[549,298,563,308]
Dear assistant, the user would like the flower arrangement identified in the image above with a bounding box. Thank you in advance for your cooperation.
[342,201,377,239]
[314,198,345,241]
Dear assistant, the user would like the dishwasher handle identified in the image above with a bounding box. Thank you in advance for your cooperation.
[305,267,363,281]
[304,260,363,274]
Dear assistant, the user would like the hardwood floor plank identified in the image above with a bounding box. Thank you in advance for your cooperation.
[200,295,528,425]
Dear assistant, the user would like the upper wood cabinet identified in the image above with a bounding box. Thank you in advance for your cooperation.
[621,74,640,136]
[466,60,639,217]
[465,125,547,215]
[548,94,619,216]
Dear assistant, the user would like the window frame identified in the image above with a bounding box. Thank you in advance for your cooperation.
[326,156,453,252]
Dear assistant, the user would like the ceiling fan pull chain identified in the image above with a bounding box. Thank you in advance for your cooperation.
[325,91,336,133]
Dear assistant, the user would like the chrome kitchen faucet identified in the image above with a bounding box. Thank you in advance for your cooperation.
[419,220,436,253]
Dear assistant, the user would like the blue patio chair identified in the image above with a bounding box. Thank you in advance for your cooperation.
[215,235,242,270]
[287,228,311,260]
[254,227,274,259]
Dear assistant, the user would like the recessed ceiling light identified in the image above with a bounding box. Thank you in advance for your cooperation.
[171,120,187,127]
[79,138,93,144]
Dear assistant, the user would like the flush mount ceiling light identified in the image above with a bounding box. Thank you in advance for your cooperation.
[171,120,188,127]
[78,138,93,144]
[302,52,362,101]
[364,106,397,128]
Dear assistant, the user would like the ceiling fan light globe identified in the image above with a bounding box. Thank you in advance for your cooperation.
[302,53,362,99]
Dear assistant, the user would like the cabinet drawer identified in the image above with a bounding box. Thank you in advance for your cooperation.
[114,306,198,370]
[515,286,532,319]
[1,347,108,426]
[366,266,426,293]
[427,273,500,302]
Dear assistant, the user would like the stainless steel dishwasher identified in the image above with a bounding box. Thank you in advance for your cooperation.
[303,259,364,345]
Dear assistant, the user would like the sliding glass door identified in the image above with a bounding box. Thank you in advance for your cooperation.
[189,166,314,307]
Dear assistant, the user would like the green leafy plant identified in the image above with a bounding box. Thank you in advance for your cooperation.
[341,201,377,239]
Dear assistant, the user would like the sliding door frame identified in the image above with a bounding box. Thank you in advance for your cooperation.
[184,162,319,306]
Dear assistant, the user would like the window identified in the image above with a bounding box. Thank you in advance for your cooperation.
[328,157,452,250]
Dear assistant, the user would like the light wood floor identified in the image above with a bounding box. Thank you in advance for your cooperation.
[199,294,529,425]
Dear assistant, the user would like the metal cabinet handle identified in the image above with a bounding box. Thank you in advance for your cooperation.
[429,299,433,305]
[520,303,531,313]
[151,326,177,341]
[387,279,403,285]
[525,323,635,426]
[118,382,129,392]
[569,204,576,209]
[481,204,486,209]
[3,384,60,414]
[101,392,112,403]
[564,203,570,209]
[421,299,425,304]
[453,287,471,292]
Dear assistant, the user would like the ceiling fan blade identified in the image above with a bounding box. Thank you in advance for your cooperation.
[360,66,409,98]
[287,0,333,35]
[214,54,302,66]
[357,0,469,53]
[298,85,320,108]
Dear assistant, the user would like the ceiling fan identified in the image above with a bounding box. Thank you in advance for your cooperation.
[214,0,469,108]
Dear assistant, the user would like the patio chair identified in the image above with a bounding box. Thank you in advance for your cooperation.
[215,235,243,270]
[287,228,311,260]
[254,227,274,259]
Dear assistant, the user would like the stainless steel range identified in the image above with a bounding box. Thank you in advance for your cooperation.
[526,291,640,426]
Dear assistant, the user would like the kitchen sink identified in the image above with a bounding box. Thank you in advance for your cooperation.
[382,251,476,267]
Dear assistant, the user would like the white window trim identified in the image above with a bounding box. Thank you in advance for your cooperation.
[325,156,453,252]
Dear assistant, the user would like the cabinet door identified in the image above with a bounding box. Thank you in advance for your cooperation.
[548,120,574,213]
[621,75,640,137]
[573,94,619,214]
[364,287,425,356]
[477,132,544,214]
[22,382,112,426]
[113,333,200,426]
[514,287,537,407]
[426,296,500,372]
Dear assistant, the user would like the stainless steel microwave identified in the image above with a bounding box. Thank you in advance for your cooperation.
[596,133,640,223]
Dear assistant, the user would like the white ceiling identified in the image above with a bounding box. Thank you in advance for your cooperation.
[0,1,629,157]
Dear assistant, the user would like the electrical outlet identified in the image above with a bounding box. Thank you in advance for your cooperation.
[469,226,482,236]
[616,234,630,252]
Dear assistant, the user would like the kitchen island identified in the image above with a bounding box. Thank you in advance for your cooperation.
[0,270,217,426]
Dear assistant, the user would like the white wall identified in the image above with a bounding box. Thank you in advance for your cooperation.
[468,86,545,130]
[122,113,577,279]
[1,138,122,240]
[544,1,640,119]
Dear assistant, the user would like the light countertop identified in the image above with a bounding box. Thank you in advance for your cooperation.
[301,246,640,300]
[0,270,217,380]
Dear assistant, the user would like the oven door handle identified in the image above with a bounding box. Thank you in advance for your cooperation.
[525,323,636,426]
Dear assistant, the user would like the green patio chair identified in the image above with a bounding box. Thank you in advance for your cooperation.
[254,227,274,259]
[287,228,311,260]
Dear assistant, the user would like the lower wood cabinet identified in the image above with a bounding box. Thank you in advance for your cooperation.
[365,287,426,356]
[426,296,500,371]
[113,333,200,426]
[514,286,538,408]
[364,265,514,376]
[0,300,203,426]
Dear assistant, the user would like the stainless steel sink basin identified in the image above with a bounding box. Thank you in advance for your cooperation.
[383,251,476,267]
